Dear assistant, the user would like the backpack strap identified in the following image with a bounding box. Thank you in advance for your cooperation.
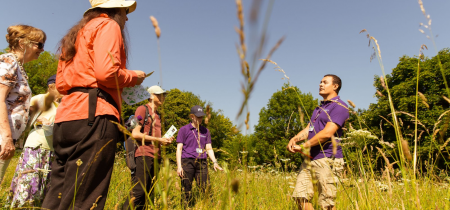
[142,105,154,136]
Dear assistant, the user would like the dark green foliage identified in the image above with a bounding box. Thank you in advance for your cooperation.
[160,88,239,161]
[360,48,450,169]
[252,83,318,166]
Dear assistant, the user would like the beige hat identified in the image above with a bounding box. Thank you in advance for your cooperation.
[85,0,137,16]
[147,85,167,95]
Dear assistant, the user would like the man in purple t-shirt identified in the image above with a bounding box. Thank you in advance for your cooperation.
[287,74,349,210]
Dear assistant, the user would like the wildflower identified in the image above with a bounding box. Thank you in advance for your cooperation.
[239,151,248,154]
[280,158,290,162]
[76,159,83,166]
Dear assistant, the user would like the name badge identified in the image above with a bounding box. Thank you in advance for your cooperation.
[196,148,203,154]
[309,125,315,132]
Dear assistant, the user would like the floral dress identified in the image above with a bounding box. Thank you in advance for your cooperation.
[6,94,57,208]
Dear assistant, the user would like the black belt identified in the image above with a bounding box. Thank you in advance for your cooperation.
[68,87,120,126]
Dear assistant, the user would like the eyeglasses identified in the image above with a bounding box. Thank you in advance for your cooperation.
[126,8,129,15]
[30,41,45,50]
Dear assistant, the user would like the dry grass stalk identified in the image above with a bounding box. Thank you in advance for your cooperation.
[245,112,250,130]
[298,106,305,128]
[380,76,387,90]
[90,195,102,210]
[331,136,337,155]
[347,100,356,108]
[286,111,294,135]
[399,118,403,127]
[149,16,161,39]
[440,137,450,151]
[261,59,290,81]
[418,92,427,102]
[204,105,211,125]
[401,139,413,161]
[443,95,450,104]
[377,90,384,97]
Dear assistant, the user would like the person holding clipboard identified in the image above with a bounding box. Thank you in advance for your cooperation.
[176,105,223,207]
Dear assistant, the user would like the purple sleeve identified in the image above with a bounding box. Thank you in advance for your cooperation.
[206,129,212,144]
[329,105,349,127]
[176,127,185,144]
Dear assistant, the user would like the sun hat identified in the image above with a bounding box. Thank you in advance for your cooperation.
[147,85,167,95]
[84,0,137,16]
[190,105,205,117]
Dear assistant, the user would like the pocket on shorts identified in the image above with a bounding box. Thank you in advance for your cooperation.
[328,158,344,184]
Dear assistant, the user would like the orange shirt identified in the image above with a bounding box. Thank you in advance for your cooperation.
[55,14,137,123]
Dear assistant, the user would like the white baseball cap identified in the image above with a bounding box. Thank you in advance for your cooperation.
[147,85,167,95]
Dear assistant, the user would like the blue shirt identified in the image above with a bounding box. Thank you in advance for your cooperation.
[308,96,349,160]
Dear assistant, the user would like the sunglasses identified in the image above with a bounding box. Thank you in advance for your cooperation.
[30,41,45,50]
[126,8,129,15]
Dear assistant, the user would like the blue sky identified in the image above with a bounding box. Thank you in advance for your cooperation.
[1,0,449,133]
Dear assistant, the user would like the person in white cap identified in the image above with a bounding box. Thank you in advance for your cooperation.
[42,0,146,209]
[123,85,173,210]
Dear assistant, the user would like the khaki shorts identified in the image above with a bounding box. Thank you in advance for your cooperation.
[292,158,344,208]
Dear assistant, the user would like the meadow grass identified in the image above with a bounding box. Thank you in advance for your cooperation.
[1,150,448,209]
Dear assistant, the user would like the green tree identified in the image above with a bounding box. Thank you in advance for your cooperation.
[362,48,450,168]
[253,83,318,166]
[160,88,239,161]
[1,49,58,94]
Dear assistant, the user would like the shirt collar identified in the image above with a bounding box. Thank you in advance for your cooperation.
[320,96,340,105]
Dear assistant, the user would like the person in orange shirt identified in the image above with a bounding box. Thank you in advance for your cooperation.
[42,1,145,209]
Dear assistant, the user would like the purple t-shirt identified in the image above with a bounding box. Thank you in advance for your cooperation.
[176,123,212,159]
[308,96,349,160]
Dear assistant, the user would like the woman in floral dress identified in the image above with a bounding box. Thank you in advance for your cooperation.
[0,25,46,181]
[6,75,62,208]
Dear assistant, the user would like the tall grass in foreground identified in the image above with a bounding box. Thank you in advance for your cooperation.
[0,152,448,209]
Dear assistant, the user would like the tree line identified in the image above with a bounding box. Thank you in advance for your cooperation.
[4,48,449,172]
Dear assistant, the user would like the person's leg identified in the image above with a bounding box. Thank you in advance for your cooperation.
[292,160,315,210]
[42,115,119,210]
[315,158,344,210]
[194,159,210,198]
[127,156,145,210]
[181,158,195,208]
[143,156,156,209]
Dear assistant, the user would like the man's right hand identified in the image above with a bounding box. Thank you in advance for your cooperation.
[287,137,298,153]
[133,70,146,85]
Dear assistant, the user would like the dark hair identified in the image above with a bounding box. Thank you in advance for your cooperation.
[324,74,342,94]
[58,8,128,61]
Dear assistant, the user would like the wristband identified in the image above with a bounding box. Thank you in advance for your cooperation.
[213,160,218,164]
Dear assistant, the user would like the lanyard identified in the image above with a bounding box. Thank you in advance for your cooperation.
[191,129,202,149]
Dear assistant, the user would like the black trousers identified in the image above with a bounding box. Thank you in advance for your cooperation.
[181,158,210,206]
[123,156,159,210]
[42,115,119,210]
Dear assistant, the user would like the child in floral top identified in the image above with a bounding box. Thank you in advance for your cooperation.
[6,75,62,208]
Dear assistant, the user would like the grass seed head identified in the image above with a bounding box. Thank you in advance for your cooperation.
[380,76,387,90]
[401,140,413,161]
[347,100,356,108]
[149,16,161,38]
[443,95,450,104]
[377,90,385,97]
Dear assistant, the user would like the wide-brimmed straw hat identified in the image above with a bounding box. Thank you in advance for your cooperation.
[84,0,137,16]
